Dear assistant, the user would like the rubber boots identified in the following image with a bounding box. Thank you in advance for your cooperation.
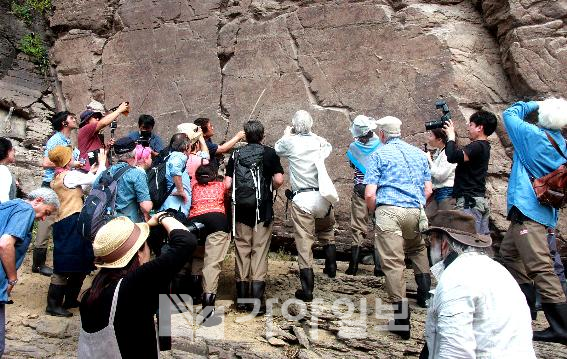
[46,284,72,317]
[295,268,314,302]
[235,281,250,311]
[533,302,567,344]
[373,247,385,277]
[322,244,337,278]
[190,275,203,305]
[518,283,537,320]
[415,273,431,308]
[201,293,217,320]
[63,274,85,309]
[389,300,410,340]
[251,281,266,315]
[32,248,53,277]
[345,246,360,276]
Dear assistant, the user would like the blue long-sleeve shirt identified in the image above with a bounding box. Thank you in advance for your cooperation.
[503,101,567,227]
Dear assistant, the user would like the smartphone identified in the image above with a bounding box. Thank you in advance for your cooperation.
[87,149,100,166]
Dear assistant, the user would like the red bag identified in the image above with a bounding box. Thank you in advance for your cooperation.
[532,133,567,209]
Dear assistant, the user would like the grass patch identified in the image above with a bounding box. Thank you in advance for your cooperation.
[268,248,294,262]
[10,0,52,26]
[18,33,50,75]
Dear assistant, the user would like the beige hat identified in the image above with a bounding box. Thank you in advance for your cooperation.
[48,145,73,168]
[93,216,150,269]
[177,123,202,144]
[87,100,106,114]
[376,116,402,136]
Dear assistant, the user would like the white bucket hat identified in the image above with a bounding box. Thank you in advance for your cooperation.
[350,115,377,138]
[177,123,202,144]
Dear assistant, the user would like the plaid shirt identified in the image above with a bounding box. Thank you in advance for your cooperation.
[363,137,431,208]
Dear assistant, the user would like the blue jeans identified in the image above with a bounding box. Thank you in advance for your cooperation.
[433,187,453,203]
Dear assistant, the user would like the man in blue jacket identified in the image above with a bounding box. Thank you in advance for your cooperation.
[500,98,567,344]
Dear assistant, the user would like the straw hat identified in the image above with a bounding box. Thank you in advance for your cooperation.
[93,216,150,268]
[48,145,73,168]
[177,123,202,144]
[423,210,492,248]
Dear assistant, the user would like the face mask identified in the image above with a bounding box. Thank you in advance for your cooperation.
[429,240,444,266]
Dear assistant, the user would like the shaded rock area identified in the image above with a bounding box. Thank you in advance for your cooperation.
[1,1,566,250]
[4,251,566,358]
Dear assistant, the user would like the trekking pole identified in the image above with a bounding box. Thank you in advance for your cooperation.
[108,121,117,165]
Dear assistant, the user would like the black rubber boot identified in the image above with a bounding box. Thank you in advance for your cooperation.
[46,284,72,317]
[389,301,410,340]
[170,273,186,295]
[415,273,431,308]
[519,283,537,320]
[63,274,85,309]
[32,248,53,277]
[235,281,250,311]
[201,293,217,319]
[190,275,203,305]
[345,246,360,276]
[295,268,314,302]
[322,244,337,278]
[251,281,266,315]
[533,302,567,344]
[373,247,385,277]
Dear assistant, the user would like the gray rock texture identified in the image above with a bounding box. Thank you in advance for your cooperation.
[0,0,566,251]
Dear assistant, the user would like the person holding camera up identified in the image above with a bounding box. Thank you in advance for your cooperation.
[499,98,567,344]
[127,114,165,158]
[194,117,245,170]
[443,110,497,234]
[78,100,129,171]
[78,214,198,358]
[33,112,82,277]
[424,128,457,217]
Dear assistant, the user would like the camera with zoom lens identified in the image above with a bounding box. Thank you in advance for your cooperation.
[425,100,452,131]
[186,221,206,244]
[137,130,151,147]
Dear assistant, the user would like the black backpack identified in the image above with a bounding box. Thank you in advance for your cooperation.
[147,154,187,209]
[78,165,133,241]
[232,144,267,209]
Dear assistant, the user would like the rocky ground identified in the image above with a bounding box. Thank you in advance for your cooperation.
[3,247,567,358]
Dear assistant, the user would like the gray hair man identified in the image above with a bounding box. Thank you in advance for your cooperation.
[363,116,432,339]
[275,110,336,302]
[422,210,535,358]
[0,188,59,356]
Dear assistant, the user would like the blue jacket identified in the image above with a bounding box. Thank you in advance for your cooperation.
[503,101,567,227]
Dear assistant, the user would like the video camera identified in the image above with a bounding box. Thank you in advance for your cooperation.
[425,100,452,131]
[137,130,151,147]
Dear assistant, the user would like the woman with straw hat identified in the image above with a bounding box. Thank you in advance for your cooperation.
[78,214,197,358]
[45,145,107,317]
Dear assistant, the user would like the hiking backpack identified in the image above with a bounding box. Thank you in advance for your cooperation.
[231,144,269,231]
[147,155,175,210]
[78,165,133,241]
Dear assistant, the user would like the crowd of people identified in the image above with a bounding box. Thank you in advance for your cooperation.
[0,96,565,357]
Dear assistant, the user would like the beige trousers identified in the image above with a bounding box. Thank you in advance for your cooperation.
[500,220,566,303]
[350,192,370,246]
[234,222,272,282]
[202,231,230,293]
[374,205,430,302]
[290,202,335,269]
[35,215,55,249]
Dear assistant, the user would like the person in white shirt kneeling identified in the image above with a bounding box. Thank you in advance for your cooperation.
[421,210,535,359]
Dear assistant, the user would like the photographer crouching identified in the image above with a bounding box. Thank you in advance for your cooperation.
[78,214,197,358]
[127,114,165,158]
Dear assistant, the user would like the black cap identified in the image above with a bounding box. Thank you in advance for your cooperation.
[114,137,137,155]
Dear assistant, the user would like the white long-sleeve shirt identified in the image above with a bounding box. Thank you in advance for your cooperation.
[0,165,15,202]
[429,148,456,190]
[425,252,535,359]
[62,163,107,190]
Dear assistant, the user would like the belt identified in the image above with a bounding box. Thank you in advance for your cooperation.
[292,187,319,197]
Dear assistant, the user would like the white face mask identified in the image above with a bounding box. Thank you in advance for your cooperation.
[429,240,444,266]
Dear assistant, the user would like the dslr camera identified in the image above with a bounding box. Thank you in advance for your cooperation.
[425,100,452,131]
[137,130,151,147]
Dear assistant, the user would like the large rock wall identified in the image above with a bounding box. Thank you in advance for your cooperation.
[1,0,566,251]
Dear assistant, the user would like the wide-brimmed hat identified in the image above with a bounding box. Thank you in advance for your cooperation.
[177,123,202,144]
[48,145,73,168]
[350,115,377,138]
[423,210,492,248]
[93,216,150,268]
[79,110,103,127]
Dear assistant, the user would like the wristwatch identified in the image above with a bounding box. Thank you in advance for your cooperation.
[7,279,17,286]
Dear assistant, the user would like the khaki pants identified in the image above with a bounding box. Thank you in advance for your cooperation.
[202,231,230,293]
[35,215,55,249]
[351,192,369,246]
[374,205,430,302]
[234,222,272,282]
[290,202,335,269]
[500,220,566,304]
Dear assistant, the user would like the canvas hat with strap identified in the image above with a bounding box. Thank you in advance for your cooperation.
[422,210,492,248]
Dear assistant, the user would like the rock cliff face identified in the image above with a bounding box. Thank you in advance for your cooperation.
[1,0,566,250]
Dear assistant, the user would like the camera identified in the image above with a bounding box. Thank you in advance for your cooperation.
[137,130,151,147]
[87,149,100,166]
[110,121,118,130]
[425,100,452,131]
